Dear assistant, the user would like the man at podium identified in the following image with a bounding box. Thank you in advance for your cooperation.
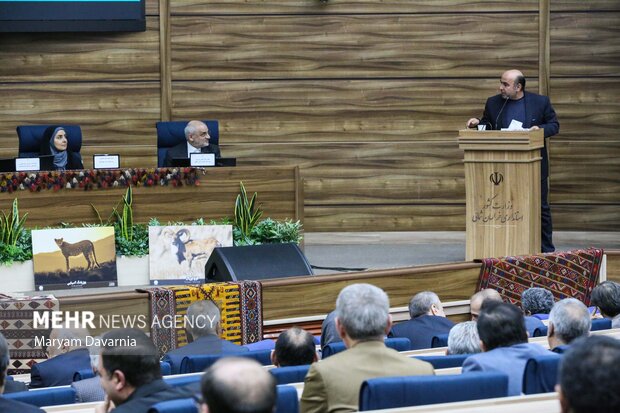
[466,69,559,253]
[164,120,221,167]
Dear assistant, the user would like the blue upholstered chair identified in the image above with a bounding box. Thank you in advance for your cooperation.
[149,398,199,413]
[522,353,562,395]
[72,368,95,382]
[155,120,219,167]
[275,385,298,413]
[431,333,449,348]
[16,124,82,158]
[533,325,548,337]
[179,349,273,374]
[532,313,550,321]
[160,361,172,376]
[414,354,471,369]
[591,318,612,331]
[322,337,411,359]
[358,372,509,411]
[270,364,311,385]
[163,373,202,388]
[4,386,77,407]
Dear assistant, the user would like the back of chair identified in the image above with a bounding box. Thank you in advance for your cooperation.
[431,333,449,348]
[73,368,95,382]
[17,124,82,158]
[384,337,411,352]
[522,354,562,395]
[533,325,548,337]
[358,372,509,411]
[591,318,612,331]
[160,361,172,376]
[270,364,311,385]
[163,373,202,388]
[5,386,77,407]
[179,349,273,374]
[275,385,299,413]
[414,354,470,369]
[155,120,219,167]
[149,397,198,413]
[321,341,346,359]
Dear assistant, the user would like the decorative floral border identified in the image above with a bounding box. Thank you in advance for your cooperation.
[0,168,202,193]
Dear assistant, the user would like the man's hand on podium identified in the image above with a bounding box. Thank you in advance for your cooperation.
[466,118,480,128]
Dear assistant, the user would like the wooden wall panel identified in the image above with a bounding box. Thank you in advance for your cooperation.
[80,146,157,169]
[551,205,620,231]
[171,14,538,80]
[550,12,620,76]
[171,1,538,14]
[551,1,620,12]
[146,0,159,15]
[0,18,160,83]
[0,83,161,147]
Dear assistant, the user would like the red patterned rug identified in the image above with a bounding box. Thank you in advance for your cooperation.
[476,248,604,307]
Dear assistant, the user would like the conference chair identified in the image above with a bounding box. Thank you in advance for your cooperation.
[269,364,311,385]
[178,349,273,374]
[522,353,562,395]
[414,354,471,369]
[4,386,77,407]
[322,337,411,359]
[155,120,219,167]
[72,361,172,382]
[17,124,82,158]
[533,317,612,338]
[358,372,509,411]
[431,333,449,348]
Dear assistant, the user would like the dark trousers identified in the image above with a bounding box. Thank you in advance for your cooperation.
[541,176,555,252]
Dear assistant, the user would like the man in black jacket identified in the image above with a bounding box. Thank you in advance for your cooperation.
[164,120,221,167]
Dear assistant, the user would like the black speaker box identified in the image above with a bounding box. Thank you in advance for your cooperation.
[204,243,314,282]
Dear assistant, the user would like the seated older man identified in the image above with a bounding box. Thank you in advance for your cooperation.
[547,298,591,354]
[271,327,318,367]
[447,321,481,355]
[522,287,555,316]
[164,120,221,167]
[590,281,620,328]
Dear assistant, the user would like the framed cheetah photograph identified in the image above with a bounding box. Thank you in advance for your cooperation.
[32,226,118,290]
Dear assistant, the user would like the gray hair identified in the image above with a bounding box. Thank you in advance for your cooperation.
[521,288,555,315]
[184,120,205,140]
[409,291,441,318]
[186,300,220,339]
[549,298,591,344]
[336,283,389,341]
[447,321,481,355]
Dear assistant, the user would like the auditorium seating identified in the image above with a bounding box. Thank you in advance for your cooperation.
[533,317,612,337]
[4,386,76,407]
[155,120,219,167]
[16,124,82,158]
[358,372,510,411]
[522,353,562,395]
[322,337,411,359]
[72,361,172,382]
[431,333,449,348]
[414,354,471,369]
[269,364,311,385]
[178,349,273,374]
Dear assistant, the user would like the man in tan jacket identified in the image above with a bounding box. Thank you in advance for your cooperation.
[300,283,435,413]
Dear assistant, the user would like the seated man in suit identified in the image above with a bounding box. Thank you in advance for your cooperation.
[462,301,549,396]
[300,283,434,413]
[389,291,454,349]
[590,280,620,328]
[0,332,44,412]
[95,329,192,413]
[470,288,544,335]
[320,310,340,350]
[164,120,221,167]
[201,357,276,413]
[447,321,481,355]
[71,338,105,403]
[547,298,591,354]
[29,327,92,388]
[271,327,318,367]
[163,300,247,373]
[558,335,620,413]
[522,287,555,316]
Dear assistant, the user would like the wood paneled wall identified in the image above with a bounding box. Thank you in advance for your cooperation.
[0,0,618,231]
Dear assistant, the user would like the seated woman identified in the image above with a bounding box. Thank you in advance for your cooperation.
[39,126,83,170]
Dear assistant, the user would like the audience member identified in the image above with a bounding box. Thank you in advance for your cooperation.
[547,298,591,354]
[164,120,221,167]
[320,310,340,349]
[271,327,317,367]
[163,300,247,373]
[389,291,455,349]
[522,287,555,315]
[558,335,620,413]
[0,332,43,412]
[447,321,481,355]
[39,126,84,170]
[590,281,620,328]
[462,301,548,396]
[71,338,105,402]
[200,357,277,413]
[469,289,502,321]
[30,327,91,388]
[96,328,192,413]
[300,283,434,413]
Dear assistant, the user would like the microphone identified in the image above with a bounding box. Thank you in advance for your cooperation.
[495,97,509,130]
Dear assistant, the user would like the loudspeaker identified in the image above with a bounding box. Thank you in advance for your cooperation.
[204,243,314,282]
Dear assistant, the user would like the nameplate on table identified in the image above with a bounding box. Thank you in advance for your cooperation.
[190,153,215,167]
[15,158,40,172]
[93,154,120,169]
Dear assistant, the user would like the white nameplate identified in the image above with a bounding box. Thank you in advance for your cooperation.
[15,158,40,172]
[190,153,215,167]
[93,154,120,169]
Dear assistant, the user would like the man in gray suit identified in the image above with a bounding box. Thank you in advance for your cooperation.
[300,283,434,413]
[71,338,105,403]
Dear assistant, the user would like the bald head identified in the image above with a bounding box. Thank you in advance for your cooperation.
[500,69,526,100]
[273,327,317,367]
[470,289,502,321]
[201,357,276,413]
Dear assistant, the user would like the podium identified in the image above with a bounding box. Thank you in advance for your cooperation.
[458,129,544,260]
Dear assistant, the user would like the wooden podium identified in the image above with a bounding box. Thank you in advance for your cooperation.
[458,129,544,260]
